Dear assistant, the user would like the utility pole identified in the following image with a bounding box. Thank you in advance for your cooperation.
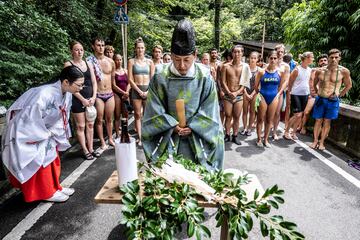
[214,0,222,49]
[261,22,266,59]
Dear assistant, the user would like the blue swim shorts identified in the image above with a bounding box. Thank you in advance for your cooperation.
[312,96,340,120]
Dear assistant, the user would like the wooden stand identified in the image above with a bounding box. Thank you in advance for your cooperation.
[95,171,264,240]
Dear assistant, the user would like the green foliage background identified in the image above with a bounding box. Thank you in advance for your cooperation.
[282,0,360,105]
[0,0,358,105]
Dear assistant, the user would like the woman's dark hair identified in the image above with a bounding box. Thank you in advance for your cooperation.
[60,66,84,83]
[268,50,278,58]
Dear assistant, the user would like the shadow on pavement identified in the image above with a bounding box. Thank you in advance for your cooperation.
[107,224,127,240]
[272,138,295,149]
[293,146,317,162]
[234,139,265,158]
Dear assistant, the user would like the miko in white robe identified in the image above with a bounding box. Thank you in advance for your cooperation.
[1,80,72,201]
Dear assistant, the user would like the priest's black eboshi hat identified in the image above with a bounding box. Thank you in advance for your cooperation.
[171,19,196,56]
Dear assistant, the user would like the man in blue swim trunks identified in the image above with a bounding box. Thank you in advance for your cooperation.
[310,49,352,150]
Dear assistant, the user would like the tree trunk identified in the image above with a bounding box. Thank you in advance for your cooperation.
[214,0,222,50]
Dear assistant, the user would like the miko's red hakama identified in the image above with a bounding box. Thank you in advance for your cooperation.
[9,155,63,202]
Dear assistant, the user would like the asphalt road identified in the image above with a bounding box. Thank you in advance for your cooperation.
[1,122,360,240]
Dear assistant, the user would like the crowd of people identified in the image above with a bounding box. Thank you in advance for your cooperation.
[2,19,352,203]
[65,36,352,158]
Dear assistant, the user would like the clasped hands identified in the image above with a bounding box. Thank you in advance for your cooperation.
[174,125,192,137]
[82,97,96,107]
[139,90,148,99]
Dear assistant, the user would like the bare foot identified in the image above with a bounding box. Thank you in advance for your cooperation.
[318,144,325,151]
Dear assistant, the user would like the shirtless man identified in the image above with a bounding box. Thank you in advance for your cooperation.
[299,54,328,134]
[216,49,232,124]
[221,45,246,145]
[210,48,220,79]
[310,49,352,150]
[273,44,290,140]
[201,53,216,79]
[89,37,116,149]
[152,45,163,66]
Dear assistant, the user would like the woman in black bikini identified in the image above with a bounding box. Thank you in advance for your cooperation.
[64,41,99,160]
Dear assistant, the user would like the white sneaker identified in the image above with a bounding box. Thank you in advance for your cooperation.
[61,187,75,196]
[45,191,69,202]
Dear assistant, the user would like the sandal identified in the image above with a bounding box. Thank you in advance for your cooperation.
[84,152,94,160]
[309,142,319,149]
[291,134,298,140]
[91,151,101,158]
[283,132,292,140]
[263,142,272,148]
[272,134,279,141]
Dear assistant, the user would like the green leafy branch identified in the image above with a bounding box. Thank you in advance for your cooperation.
[120,154,304,239]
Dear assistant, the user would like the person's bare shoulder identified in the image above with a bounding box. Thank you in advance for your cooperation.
[222,62,231,70]
[258,68,265,76]
[281,62,290,72]
[339,65,350,75]
[146,58,154,65]
[105,56,114,64]
[64,61,72,68]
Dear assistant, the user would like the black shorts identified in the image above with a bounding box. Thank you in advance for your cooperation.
[291,94,308,113]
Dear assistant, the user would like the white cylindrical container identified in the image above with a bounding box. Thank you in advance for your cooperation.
[115,137,138,188]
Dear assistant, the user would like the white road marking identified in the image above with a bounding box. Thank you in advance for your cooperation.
[279,127,360,189]
[3,158,96,240]
[2,202,54,240]
[2,116,137,240]
[294,138,360,189]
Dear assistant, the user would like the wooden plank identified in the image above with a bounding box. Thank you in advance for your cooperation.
[94,171,122,204]
[95,171,264,240]
[94,171,264,207]
[94,171,217,207]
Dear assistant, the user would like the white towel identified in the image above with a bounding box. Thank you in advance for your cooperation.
[239,63,252,89]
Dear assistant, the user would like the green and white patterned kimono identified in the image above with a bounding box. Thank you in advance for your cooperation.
[142,63,224,170]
